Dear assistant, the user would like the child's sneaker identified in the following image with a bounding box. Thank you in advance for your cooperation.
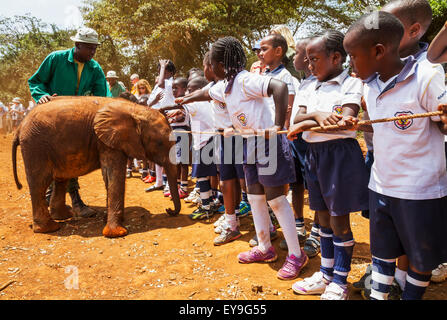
[277,249,309,280]
[189,206,214,220]
[353,264,372,292]
[214,215,226,228]
[217,204,225,214]
[238,246,278,264]
[163,184,170,197]
[176,188,189,199]
[303,237,321,258]
[237,201,251,218]
[292,271,330,295]
[184,188,199,203]
[144,175,156,183]
[214,219,240,234]
[214,227,242,246]
[431,263,447,283]
[320,282,348,300]
[249,228,278,247]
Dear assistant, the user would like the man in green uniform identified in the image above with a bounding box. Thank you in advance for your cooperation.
[28,27,111,218]
[106,71,126,97]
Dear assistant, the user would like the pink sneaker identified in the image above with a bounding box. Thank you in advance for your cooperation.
[238,246,278,264]
[277,249,309,280]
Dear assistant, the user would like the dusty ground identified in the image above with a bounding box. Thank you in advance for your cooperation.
[0,132,446,300]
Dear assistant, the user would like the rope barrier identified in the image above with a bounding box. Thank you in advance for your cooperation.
[170,110,444,136]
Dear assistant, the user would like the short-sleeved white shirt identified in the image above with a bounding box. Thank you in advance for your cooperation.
[364,56,447,200]
[263,65,296,116]
[300,69,363,143]
[203,81,233,130]
[290,75,317,125]
[208,70,274,131]
[147,77,176,109]
[184,101,215,150]
[10,104,24,120]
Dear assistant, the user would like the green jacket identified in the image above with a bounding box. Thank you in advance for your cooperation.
[109,82,126,98]
[28,47,111,102]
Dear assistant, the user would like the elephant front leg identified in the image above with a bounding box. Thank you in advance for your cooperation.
[100,151,128,238]
[49,179,73,220]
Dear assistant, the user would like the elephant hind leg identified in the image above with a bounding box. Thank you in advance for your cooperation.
[30,183,61,233]
[49,179,73,220]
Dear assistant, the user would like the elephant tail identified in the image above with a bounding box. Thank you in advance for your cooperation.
[12,133,22,190]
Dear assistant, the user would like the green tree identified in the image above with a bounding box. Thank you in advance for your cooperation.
[424,0,447,42]
[81,0,388,86]
[0,15,73,104]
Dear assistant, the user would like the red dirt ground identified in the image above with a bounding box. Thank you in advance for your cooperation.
[0,133,446,300]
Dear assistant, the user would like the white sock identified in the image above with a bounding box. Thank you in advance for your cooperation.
[225,213,238,231]
[395,267,407,291]
[268,195,302,258]
[154,164,163,187]
[247,193,272,253]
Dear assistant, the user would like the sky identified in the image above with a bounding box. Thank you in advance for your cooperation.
[0,0,86,28]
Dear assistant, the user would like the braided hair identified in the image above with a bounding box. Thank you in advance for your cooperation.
[210,36,247,93]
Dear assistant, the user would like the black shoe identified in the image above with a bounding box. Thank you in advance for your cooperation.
[354,264,372,291]
[303,237,320,258]
[70,189,96,218]
[388,281,403,300]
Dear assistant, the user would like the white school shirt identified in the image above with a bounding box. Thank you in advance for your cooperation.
[203,81,232,130]
[147,77,176,109]
[299,69,363,143]
[364,56,447,200]
[183,101,215,150]
[290,75,317,125]
[264,65,296,116]
[10,104,24,120]
[208,70,274,131]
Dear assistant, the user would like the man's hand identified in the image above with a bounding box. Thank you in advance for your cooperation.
[38,94,57,104]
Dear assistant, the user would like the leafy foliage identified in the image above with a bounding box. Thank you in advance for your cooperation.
[0,15,73,103]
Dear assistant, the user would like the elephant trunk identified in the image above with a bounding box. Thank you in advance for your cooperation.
[164,161,181,216]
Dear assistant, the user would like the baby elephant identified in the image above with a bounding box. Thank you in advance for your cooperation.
[12,96,180,238]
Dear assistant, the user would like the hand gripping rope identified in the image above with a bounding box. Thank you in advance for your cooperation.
[170,109,444,136]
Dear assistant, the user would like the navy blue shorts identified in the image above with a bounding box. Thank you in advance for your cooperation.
[191,138,217,178]
[172,126,191,165]
[305,138,369,216]
[243,134,296,188]
[289,133,308,187]
[217,135,245,181]
[361,150,374,219]
[369,190,447,272]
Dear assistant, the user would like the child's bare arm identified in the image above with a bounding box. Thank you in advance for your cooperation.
[428,22,447,64]
[267,78,289,130]
[437,104,447,134]
[176,88,211,105]
[158,105,185,113]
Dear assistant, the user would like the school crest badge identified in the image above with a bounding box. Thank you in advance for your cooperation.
[394,111,413,130]
[332,105,343,114]
[237,113,248,127]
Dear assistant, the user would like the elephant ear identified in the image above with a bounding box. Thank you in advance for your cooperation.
[94,103,146,160]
